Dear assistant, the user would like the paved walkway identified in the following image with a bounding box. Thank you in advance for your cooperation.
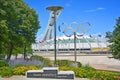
[37,53,120,72]
[90,64,120,72]
[0,76,88,80]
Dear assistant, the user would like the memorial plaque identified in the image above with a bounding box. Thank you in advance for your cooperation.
[26,67,74,79]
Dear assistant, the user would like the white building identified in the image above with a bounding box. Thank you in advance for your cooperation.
[32,35,110,53]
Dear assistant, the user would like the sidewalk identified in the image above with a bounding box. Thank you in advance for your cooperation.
[0,76,89,80]
[90,64,120,72]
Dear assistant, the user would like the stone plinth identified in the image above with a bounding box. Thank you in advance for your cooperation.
[26,67,74,80]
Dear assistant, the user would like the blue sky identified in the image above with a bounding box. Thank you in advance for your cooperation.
[24,0,120,41]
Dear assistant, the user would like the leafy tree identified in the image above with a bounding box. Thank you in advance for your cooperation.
[106,17,120,59]
[0,0,40,61]
[0,3,9,59]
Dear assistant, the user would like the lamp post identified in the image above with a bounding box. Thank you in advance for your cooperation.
[46,6,63,66]
[59,22,91,67]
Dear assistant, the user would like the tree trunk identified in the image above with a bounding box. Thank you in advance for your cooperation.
[6,43,13,62]
[0,41,2,59]
[15,54,17,59]
[0,41,1,54]
[24,44,27,60]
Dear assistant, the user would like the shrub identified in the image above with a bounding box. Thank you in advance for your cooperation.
[14,63,25,68]
[30,55,52,67]
[56,60,82,67]
[81,65,95,70]
[9,58,43,67]
[13,66,41,75]
[0,67,13,77]
[13,66,28,75]
[0,61,9,67]
[27,65,42,70]
[59,66,120,80]
[92,71,120,80]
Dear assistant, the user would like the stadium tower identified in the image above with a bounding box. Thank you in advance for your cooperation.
[43,10,61,40]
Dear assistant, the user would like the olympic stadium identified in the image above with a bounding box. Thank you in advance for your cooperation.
[32,35,110,53]
[32,7,110,53]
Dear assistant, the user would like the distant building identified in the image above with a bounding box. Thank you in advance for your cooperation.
[32,35,110,53]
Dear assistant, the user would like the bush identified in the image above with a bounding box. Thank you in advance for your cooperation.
[13,66,41,75]
[13,66,28,75]
[81,65,94,70]
[0,66,41,77]
[59,66,120,80]
[56,60,82,67]
[9,58,43,67]
[30,55,52,67]
[0,67,13,77]
[0,61,9,67]
[92,71,119,80]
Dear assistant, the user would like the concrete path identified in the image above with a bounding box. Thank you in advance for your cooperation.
[90,64,120,72]
[34,53,120,72]
[0,76,89,80]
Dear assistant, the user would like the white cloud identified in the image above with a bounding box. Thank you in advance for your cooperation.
[97,7,105,10]
[65,3,71,7]
[65,0,72,7]
[84,7,106,12]
[84,9,96,12]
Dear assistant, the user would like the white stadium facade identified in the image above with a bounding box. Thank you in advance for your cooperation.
[32,35,110,53]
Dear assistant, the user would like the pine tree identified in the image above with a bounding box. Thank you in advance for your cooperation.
[106,17,120,59]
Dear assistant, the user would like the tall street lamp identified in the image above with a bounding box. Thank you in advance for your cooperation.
[46,6,63,66]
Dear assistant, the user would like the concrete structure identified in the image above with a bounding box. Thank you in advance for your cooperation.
[32,35,110,53]
[27,67,74,80]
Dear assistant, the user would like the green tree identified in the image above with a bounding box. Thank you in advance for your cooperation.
[106,17,120,59]
[0,20,8,60]
[0,0,40,61]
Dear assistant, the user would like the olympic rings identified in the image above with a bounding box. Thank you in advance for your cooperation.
[58,22,91,37]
